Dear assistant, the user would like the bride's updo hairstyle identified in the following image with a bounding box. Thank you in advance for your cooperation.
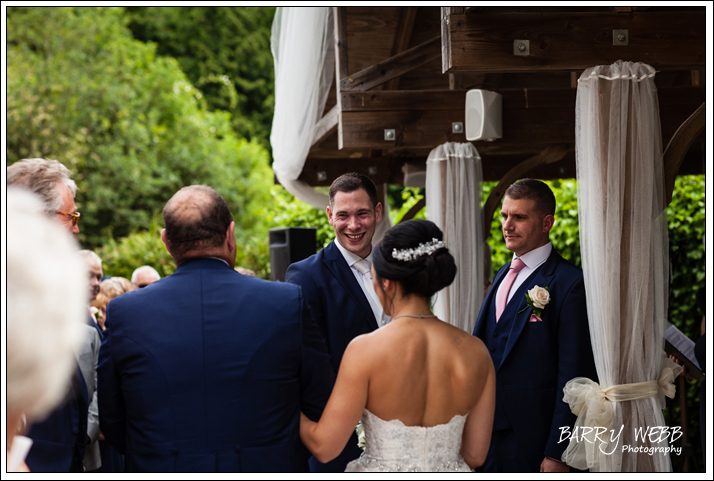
[372,220,456,299]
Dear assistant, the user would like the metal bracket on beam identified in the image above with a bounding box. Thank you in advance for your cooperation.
[514,40,530,56]
[317,171,327,182]
[613,29,629,46]
[452,122,464,134]
[384,129,396,141]
[368,166,378,176]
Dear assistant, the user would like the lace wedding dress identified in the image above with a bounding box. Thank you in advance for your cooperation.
[345,409,471,472]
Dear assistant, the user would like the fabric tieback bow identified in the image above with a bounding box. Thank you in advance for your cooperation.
[560,356,682,471]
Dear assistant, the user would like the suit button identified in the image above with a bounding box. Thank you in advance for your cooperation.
[490,347,496,353]
[235,445,242,453]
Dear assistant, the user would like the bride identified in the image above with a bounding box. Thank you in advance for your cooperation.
[300,220,495,472]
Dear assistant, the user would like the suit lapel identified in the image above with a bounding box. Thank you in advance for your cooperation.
[499,250,561,370]
[474,264,510,337]
[323,242,379,331]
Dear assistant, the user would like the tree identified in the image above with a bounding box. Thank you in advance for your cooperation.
[125,7,277,150]
[7,6,275,250]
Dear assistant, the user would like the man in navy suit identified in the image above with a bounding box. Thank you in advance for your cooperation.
[286,173,388,471]
[97,185,334,472]
[473,179,597,472]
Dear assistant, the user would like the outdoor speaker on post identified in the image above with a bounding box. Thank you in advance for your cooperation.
[465,89,502,141]
[269,227,317,282]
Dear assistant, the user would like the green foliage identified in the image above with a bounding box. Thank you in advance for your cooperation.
[7,6,276,251]
[665,175,706,469]
[125,6,277,150]
[268,186,335,250]
[97,218,175,279]
[391,187,427,223]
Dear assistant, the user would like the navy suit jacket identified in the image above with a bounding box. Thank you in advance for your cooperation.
[473,249,597,469]
[285,240,378,471]
[98,257,335,472]
[25,365,89,472]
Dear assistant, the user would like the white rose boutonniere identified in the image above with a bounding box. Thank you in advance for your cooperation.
[518,285,550,318]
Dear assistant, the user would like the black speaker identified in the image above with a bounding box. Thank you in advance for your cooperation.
[269,227,317,282]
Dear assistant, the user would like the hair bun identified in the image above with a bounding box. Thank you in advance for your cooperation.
[371,220,457,299]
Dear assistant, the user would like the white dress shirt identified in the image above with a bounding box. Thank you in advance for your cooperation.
[495,242,553,305]
[334,240,390,327]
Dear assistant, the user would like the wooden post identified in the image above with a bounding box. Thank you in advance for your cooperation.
[333,7,348,150]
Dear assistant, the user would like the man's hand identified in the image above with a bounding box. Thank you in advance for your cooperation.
[540,457,569,472]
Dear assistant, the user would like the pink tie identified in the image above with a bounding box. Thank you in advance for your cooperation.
[495,258,526,322]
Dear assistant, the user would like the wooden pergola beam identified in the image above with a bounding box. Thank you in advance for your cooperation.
[339,36,441,92]
[311,105,339,148]
[383,6,419,91]
[336,87,704,150]
[442,9,706,73]
[664,102,706,206]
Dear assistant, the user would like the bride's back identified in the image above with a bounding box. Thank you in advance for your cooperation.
[362,316,491,427]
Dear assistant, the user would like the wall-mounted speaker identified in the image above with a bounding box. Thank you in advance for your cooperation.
[269,227,317,281]
[465,89,502,141]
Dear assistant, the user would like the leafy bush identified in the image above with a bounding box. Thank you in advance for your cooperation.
[7,7,275,249]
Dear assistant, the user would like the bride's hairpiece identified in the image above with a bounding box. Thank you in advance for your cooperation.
[392,238,446,262]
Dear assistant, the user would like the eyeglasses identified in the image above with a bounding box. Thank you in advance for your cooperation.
[57,210,81,226]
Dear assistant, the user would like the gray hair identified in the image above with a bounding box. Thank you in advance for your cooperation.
[7,158,78,215]
[131,265,161,284]
[78,249,103,268]
[7,187,86,421]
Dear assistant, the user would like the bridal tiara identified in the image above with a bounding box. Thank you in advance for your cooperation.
[392,238,446,262]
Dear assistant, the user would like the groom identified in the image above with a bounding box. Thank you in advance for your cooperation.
[286,173,387,472]
[473,179,597,472]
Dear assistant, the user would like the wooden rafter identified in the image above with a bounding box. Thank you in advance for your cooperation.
[442,10,706,73]
[398,198,426,224]
[337,87,703,150]
[383,6,419,91]
[482,145,570,240]
[664,102,706,206]
[339,36,441,92]
[311,105,339,148]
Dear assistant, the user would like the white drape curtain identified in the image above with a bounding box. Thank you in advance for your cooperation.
[270,7,333,208]
[425,142,484,333]
[571,60,673,472]
[270,7,391,241]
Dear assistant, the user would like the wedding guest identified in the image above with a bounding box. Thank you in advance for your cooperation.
[98,185,334,472]
[75,250,105,472]
[131,265,161,288]
[7,188,87,472]
[8,159,91,472]
[79,250,105,336]
[472,179,597,472]
[7,158,81,236]
[286,172,386,472]
[299,220,496,471]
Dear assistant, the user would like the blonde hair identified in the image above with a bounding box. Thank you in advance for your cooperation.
[7,187,86,421]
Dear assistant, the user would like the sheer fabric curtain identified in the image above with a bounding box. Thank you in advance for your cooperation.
[567,60,677,472]
[425,143,484,333]
[270,7,391,240]
[270,7,333,208]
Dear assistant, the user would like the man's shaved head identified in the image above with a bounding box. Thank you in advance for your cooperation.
[162,185,233,262]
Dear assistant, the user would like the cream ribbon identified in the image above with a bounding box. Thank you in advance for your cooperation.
[560,356,682,471]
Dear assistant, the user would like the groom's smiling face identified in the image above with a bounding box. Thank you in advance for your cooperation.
[327,188,382,259]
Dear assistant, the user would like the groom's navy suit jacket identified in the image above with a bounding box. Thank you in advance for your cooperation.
[286,240,379,471]
[98,257,335,472]
[473,249,597,471]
